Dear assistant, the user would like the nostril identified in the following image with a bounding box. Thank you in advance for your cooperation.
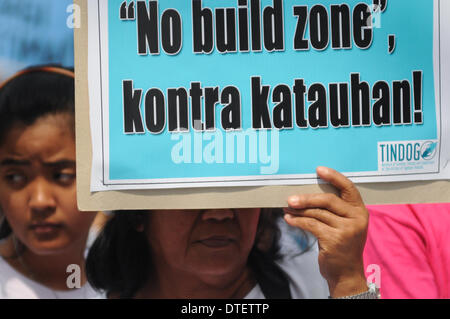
[29,196,56,210]
[201,209,235,221]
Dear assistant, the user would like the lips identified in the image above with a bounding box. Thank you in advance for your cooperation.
[29,223,63,235]
[196,236,236,248]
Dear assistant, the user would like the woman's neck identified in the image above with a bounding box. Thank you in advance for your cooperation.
[1,237,87,291]
[136,265,257,299]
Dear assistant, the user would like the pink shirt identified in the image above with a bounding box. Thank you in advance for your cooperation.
[363,204,450,299]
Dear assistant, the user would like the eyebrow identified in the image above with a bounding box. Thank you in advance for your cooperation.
[0,159,31,166]
[43,160,76,168]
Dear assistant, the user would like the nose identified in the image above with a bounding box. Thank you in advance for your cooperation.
[201,209,235,222]
[28,177,57,213]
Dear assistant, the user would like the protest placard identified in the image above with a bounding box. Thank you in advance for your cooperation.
[76,0,450,210]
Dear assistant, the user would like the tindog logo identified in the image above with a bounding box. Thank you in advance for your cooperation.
[379,141,438,163]
[420,141,438,160]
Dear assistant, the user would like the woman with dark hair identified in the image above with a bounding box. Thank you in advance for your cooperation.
[87,167,377,299]
[0,66,100,298]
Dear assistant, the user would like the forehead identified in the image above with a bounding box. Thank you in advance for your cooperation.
[0,114,75,162]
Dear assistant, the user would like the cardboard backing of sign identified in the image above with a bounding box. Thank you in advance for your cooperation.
[75,0,450,211]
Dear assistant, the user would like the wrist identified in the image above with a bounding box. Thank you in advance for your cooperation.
[327,272,368,298]
[330,282,380,299]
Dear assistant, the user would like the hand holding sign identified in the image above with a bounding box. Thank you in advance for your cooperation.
[283,167,369,298]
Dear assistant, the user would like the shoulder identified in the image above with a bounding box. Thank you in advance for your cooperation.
[364,204,450,298]
[276,243,329,299]
[0,257,41,298]
[367,203,450,220]
[0,258,105,299]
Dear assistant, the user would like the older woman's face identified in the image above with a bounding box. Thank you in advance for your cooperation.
[146,209,260,281]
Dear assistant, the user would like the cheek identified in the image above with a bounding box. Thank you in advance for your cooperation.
[55,185,77,207]
[157,222,191,249]
[56,189,77,215]
[147,214,195,262]
[0,190,28,235]
[239,211,261,249]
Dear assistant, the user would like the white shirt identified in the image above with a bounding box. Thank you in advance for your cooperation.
[245,221,330,299]
[0,257,102,299]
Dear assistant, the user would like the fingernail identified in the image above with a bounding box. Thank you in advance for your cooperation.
[316,166,329,175]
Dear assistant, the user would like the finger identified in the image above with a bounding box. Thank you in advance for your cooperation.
[316,166,363,204]
[284,213,333,240]
[283,207,342,228]
[287,193,352,218]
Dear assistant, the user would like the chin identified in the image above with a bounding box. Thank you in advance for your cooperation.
[192,271,241,288]
[190,260,246,281]
[26,239,73,256]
